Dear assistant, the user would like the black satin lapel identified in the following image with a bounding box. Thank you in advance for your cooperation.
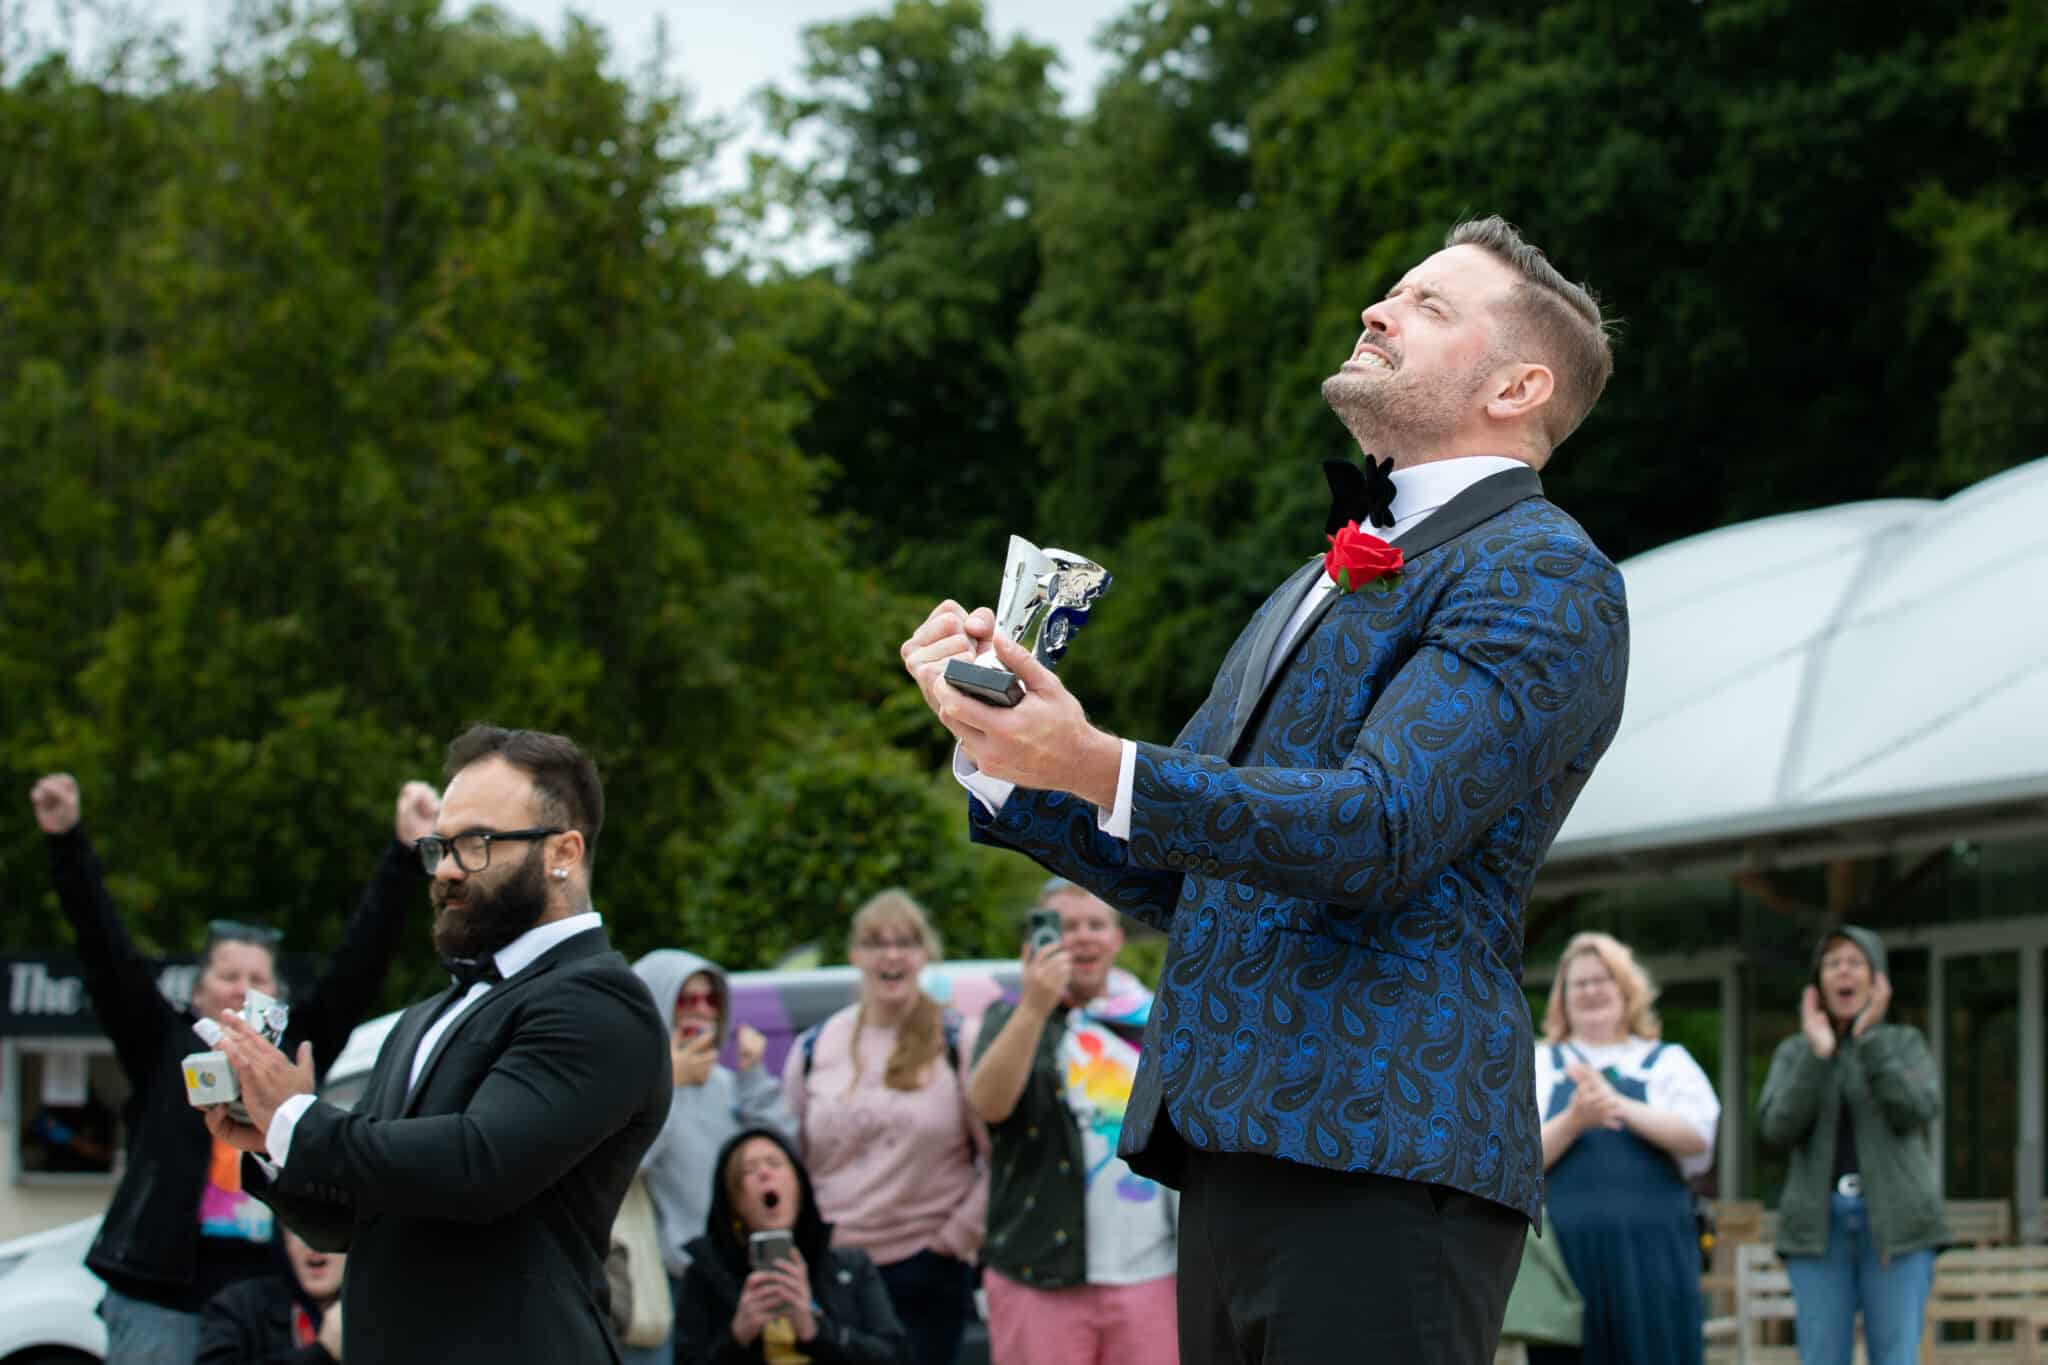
[378,997,447,1119]
[1212,560,1327,765]
[1390,466,1545,561]
[399,928,610,1116]
[1211,558,1324,757]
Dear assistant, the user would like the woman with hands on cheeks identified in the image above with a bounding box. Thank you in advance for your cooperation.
[673,1127,908,1364]
[1531,933,1720,1365]
[1758,927,1943,1365]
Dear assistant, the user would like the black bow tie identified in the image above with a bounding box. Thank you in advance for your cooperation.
[1324,456,1397,535]
[442,956,503,992]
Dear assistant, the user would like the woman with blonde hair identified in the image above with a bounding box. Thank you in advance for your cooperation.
[1529,932,1721,1365]
[783,890,988,1365]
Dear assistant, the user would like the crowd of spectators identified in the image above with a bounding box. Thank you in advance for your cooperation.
[21,767,1954,1365]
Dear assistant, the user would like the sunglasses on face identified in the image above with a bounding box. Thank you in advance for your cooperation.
[675,991,718,1011]
[207,919,283,947]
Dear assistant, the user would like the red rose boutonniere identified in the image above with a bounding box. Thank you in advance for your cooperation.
[1324,520,1404,593]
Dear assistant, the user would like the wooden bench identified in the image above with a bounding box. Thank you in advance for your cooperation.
[1724,1241,1803,1365]
[1944,1198,2015,1248]
[1711,1243,2048,1364]
[1920,1245,2048,1364]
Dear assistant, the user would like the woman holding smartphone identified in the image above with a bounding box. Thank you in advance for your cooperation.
[672,1126,907,1363]
[783,892,987,1365]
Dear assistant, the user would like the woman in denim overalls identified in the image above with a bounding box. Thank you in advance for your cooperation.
[1531,933,1722,1365]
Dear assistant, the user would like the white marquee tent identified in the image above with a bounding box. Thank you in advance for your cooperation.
[1540,454,2048,898]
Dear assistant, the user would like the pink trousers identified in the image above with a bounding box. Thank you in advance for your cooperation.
[983,1268,1180,1365]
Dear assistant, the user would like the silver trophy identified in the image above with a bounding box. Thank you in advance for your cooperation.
[943,536,1113,707]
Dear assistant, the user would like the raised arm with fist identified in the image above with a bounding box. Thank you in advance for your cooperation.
[29,773,80,835]
[394,781,440,848]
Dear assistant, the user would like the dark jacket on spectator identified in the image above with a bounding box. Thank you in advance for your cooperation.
[1757,925,1946,1260]
[674,1127,907,1364]
[46,827,414,1310]
[196,1266,335,1365]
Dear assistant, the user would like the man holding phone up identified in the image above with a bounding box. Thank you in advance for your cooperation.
[963,881,1179,1365]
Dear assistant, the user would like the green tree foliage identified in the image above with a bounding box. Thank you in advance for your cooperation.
[6,0,2044,980]
[756,0,1069,607]
[0,1,1024,987]
[1009,0,2044,740]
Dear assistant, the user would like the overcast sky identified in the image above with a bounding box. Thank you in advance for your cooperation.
[14,0,1130,260]
[17,0,1127,119]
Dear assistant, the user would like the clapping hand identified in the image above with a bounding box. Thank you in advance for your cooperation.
[202,1008,315,1152]
[1563,1061,1624,1133]
[1800,986,1838,1059]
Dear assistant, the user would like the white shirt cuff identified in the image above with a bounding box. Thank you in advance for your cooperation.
[952,745,1016,815]
[1096,740,1138,840]
[267,1093,317,1168]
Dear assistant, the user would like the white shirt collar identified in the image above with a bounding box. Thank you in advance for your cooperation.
[1384,455,1527,534]
[491,909,603,982]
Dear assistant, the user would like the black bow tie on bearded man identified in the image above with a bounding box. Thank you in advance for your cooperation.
[1324,455,1397,535]
[442,955,503,992]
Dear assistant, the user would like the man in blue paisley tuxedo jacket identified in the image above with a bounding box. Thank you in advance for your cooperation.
[902,217,1629,1364]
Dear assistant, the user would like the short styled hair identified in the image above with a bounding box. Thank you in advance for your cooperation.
[442,724,604,867]
[1445,216,1613,451]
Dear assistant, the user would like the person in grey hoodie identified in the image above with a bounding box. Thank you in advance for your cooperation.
[1757,925,1944,1365]
[624,949,797,1365]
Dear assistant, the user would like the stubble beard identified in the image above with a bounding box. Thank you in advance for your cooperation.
[1320,363,1487,458]
[431,843,551,960]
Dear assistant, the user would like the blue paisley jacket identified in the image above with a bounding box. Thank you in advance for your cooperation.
[969,467,1629,1220]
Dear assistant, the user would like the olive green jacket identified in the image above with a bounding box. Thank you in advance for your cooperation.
[1756,1024,1945,1259]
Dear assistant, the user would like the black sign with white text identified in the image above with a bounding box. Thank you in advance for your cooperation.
[2,953,317,1038]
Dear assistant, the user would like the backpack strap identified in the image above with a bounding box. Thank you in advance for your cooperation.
[942,1008,963,1073]
[797,1021,824,1080]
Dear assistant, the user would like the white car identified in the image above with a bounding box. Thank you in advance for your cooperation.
[0,1010,401,1364]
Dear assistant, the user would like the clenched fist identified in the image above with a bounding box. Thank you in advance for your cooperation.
[395,781,441,847]
[29,774,81,836]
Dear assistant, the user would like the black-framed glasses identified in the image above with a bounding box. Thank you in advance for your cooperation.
[415,827,564,876]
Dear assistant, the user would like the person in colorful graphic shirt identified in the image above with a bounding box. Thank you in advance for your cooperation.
[964,880,1178,1365]
[29,772,421,1364]
[196,1229,347,1363]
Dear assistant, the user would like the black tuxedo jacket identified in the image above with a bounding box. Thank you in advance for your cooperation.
[246,925,670,1365]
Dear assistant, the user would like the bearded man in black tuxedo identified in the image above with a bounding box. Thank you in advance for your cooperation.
[207,725,671,1365]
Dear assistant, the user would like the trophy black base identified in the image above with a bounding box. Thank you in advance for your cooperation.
[944,659,1025,707]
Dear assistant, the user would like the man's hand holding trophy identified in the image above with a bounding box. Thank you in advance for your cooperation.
[942,537,1112,706]
[900,536,1120,806]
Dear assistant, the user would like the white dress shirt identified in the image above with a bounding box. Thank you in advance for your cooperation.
[956,455,1528,836]
[263,909,604,1168]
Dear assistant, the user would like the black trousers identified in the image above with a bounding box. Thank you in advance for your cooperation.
[1176,1145,1526,1365]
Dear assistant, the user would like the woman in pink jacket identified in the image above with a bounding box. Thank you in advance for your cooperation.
[784,891,988,1365]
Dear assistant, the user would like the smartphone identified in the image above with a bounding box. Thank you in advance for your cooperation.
[749,1229,795,1270]
[1027,909,1064,956]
